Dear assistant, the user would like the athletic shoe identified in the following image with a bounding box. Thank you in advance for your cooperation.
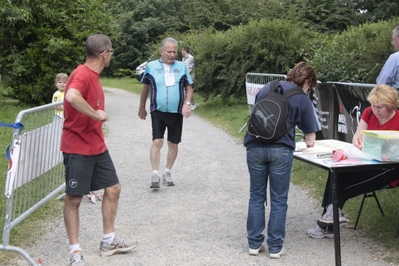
[100,237,137,256]
[162,171,174,186]
[150,174,160,189]
[269,247,286,259]
[96,193,103,201]
[191,104,197,110]
[317,204,347,227]
[69,250,85,266]
[89,192,97,204]
[249,244,265,256]
[306,226,334,239]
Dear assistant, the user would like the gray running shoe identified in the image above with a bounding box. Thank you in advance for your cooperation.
[100,237,137,256]
[317,204,346,227]
[162,171,174,186]
[150,174,160,189]
[69,250,85,266]
[306,226,334,239]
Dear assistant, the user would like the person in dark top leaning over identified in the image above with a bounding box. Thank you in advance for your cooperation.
[244,62,319,259]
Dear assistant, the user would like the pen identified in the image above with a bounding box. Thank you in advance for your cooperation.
[357,137,363,150]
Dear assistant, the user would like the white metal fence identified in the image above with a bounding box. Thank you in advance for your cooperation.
[0,101,65,266]
[245,73,287,112]
[240,73,288,132]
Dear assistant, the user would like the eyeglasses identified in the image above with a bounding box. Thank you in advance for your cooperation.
[101,49,114,55]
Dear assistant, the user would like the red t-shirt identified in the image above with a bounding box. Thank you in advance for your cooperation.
[362,107,399,130]
[61,64,107,155]
[362,107,399,187]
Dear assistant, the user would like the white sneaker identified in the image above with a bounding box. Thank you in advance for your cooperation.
[150,174,160,189]
[162,171,174,186]
[191,104,197,110]
[269,247,286,259]
[249,244,265,255]
[69,249,85,266]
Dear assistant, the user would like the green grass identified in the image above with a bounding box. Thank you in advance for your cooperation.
[1,77,399,264]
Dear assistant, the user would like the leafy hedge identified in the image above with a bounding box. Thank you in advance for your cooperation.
[307,19,399,83]
[174,18,399,101]
[177,19,313,101]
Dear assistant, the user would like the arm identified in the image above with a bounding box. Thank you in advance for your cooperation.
[304,132,316,148]
[138,84,149,119]
[376,55,397,85]
[188,56,194,73]
[352,118,368,150]
[182,85,193,118]
[65,88,107,121]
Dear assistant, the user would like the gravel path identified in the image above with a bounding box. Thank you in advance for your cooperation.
[12,87,393,266]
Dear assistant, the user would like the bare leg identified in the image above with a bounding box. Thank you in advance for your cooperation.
[64,194,83,245]
[166,141,178,169]
[150,139,164,171]
[102,183,121,234]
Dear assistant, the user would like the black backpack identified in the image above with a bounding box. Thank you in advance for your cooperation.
[247,80,304,142]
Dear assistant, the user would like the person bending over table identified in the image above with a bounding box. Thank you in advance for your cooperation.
[307,84,399,239]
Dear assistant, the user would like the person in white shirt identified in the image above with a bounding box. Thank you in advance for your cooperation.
[181,46,197,110]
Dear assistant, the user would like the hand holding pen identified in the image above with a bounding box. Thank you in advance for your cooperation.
[355,137,363,150]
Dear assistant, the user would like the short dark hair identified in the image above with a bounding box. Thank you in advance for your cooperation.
[182,46,191,54]
[86,34,111,58]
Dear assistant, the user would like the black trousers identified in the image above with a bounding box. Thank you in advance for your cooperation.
[321,167,399,210]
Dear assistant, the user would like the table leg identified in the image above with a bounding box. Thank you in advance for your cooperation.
[331,169,341,266]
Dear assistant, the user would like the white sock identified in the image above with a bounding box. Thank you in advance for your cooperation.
[164,169,170,174]
[69,244,81,254]
[152,170,159,176]
[102,232,115,245]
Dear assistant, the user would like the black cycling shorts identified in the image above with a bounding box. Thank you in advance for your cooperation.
[151,110,183,144]
[63,150,119,195]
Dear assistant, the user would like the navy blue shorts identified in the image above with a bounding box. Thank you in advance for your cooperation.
[151,110,183,144]
[63,150,119,195]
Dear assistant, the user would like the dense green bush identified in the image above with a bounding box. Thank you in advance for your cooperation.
[0,0,118,105]
[177,19,313,101]
[306,18,399,83]
[174,18,399,102]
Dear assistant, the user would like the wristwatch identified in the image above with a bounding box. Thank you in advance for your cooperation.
[185,102,191,106]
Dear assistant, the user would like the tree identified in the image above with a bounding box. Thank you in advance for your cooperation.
[354,0,399,22]
[112,0,274,70]
[0,0,118,105]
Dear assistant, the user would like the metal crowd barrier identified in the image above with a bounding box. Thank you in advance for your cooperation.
[0,101,65,266]
[245,73,287,113]
[240,73,288,132]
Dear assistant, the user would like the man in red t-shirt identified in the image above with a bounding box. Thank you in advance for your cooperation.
[61,34,136,266]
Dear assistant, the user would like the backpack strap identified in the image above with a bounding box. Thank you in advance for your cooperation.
[284,86,305,98]
[269,80,281,92]
[269,80,305,98]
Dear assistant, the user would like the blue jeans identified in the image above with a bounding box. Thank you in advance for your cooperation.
[246,146,293,254]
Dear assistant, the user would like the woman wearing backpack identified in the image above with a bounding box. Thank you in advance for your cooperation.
[243,62,319,259]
